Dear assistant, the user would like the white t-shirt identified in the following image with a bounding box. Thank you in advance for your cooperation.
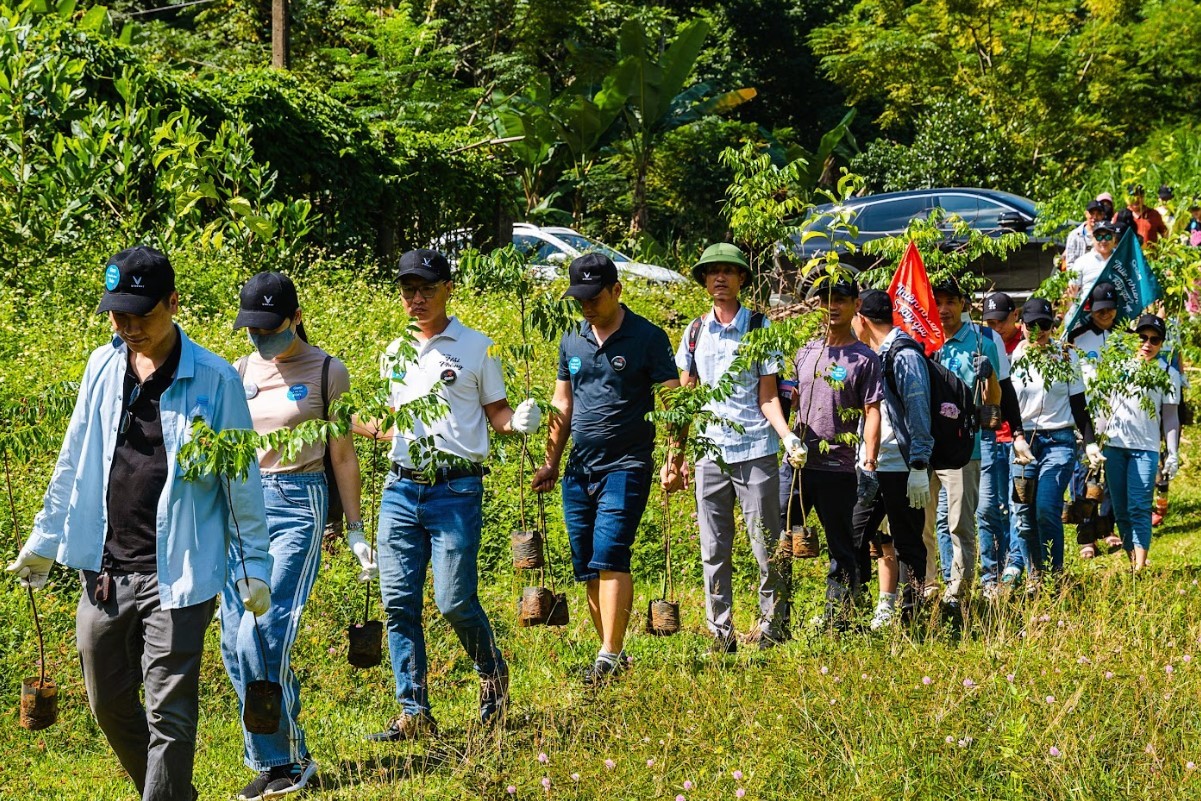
[1103,360,1181,452]
[1070,250,1107,294]
[381,317,507,468]
[1011,340,1086,431]
[1070,326,1113,389]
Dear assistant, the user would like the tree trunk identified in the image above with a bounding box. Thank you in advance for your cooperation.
[630,159,649,237]
[272,0,289,69]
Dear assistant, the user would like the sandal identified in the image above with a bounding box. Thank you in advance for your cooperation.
[1103,535,1123,553]
[1079,543,1097,560]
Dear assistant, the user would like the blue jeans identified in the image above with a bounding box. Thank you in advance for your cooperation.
[376,472,504,717]
[220,472,326,770]
[1104,446,1158,552]
[562,469,652,580]
[978,433,1023,582]
[1011,429,1075,574]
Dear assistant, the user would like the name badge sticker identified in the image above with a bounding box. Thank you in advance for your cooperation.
[287,384,309,401]
[611,355,627,371]
[243,381,259,400]
[568,356,582,375]
[440,368,458,385]
[829,365,848,381]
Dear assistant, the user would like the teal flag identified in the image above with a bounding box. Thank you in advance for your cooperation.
[1063,228,1162,334]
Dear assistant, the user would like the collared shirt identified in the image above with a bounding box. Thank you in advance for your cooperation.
[558,305,677,475]
[381,316,507,469]
[937,321,1002,460]
[1062,221,1092,269]
[26,327,272,610]
[673,305,779,465]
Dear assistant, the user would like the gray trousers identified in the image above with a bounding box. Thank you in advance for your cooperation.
[694,455,785,638]
[922,460,981,602]
[77,571,214,801]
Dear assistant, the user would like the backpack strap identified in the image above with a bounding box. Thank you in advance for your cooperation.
[321,354,332,422]
[883,336,924,404]
[685,316,704,378]
[235,355,248,380]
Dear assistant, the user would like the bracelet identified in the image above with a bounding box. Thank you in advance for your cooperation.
[346,520,365,532]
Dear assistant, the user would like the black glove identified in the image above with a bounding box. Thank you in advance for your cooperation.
[857,469,880,508]
[973,353,993,381]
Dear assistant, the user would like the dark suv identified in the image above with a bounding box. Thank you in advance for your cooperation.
[778,188,1063,294]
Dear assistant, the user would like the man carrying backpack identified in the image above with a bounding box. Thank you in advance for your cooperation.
[668,243,804,653]
[785,275,883,630]
[850,290,933,628]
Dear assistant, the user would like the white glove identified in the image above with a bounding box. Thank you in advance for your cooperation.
[348,531,379,583]
[6,547,54,590]
[1012,436,1035,465]
[906,469,930,509]
[784,434,808,468]
[236,578,271,616]
[1163,453,1180,480]
[510,399,542,435]
[1085,443,1106,469]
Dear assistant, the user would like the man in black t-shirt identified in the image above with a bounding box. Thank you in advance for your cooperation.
[532,254,679,685]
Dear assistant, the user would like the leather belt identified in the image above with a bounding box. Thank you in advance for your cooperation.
[390,462,487,484]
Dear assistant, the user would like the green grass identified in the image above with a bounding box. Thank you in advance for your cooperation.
[2,262,1201,799]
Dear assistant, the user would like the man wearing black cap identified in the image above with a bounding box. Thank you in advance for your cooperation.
[532,253,678,683]
[1062,199,1107,270]
[366,249,541,739]
[7,245,273,801]
[786,275,883,629]
[850,289,932,628]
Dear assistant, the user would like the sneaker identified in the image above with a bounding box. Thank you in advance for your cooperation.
[869,601,895,631]
[238,771,273,801]
[709,633,738,655]
[580,656,626,687]
[366,713,437,742]
[479,672,510,726]
[1000,566,1021,587]
[262,757,318,798]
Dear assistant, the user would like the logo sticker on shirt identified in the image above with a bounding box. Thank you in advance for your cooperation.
[1087,351,1099,360]
[287,384,309,401]
[611,355,627,371]
[440,368,458,385]
[828,365,848,382]
[568,356,582,375]
[243,381,259,400]
[104,264,120,291]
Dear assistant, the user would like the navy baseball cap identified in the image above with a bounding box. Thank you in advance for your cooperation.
[1021,298,1055,327]
[983,292,1016,321]
[563,253,619,300]
[1132,314,1166,340]
[807,274,859,300]
[397,249,452,283]
[234,271,300,330]
[858,289,892,323]
[96,246,175,315]
[1088,281,1118,312]
[932,275,967,298]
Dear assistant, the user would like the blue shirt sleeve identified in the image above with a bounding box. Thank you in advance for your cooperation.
[556,335,570,381]
[894,347,933,465]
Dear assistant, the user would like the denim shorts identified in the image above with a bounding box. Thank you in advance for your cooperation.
[562,469,652,580]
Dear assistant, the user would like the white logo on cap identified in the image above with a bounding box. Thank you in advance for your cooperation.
[262,295,274,307]
[582,272,593,280]
[422,257,432,268]
[132,276,144,287]
[987,299,996,309]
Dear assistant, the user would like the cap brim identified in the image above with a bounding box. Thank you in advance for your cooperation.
[807,285,856,300]
[1023,315,1054,326]
[396,266,444,283]
[562,282,607,300]
[1091,301,1117,311]
[982,310,1012,321]
[233,309,288,330]
[96,293,160,316]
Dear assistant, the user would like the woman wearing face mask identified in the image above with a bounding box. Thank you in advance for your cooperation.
[1009,298,1099,588]
[223,271,372,801]
[1101,315,1182,571]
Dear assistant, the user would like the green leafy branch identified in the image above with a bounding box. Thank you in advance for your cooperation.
[1080,332,1175,424]
[1012,338,1078,390]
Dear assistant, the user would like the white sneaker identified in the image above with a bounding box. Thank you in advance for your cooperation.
[869,601,895,631]
[1000,566,1021,586]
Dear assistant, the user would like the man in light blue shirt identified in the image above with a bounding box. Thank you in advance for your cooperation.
[7,246,272,801]
[665,243,803,653]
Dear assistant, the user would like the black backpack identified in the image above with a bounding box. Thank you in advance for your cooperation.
[883,337,978,470]
[684,310,766,379]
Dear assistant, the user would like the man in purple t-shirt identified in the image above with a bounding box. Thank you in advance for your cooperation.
[782,275,883,629]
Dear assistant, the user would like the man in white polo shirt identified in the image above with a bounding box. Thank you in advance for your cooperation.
[364,249,540,741]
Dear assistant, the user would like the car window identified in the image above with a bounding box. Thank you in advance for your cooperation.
[856,197,934,233]
[554,232,629,262]
[972,200,1013,230]
[935,194,981,224]
[512,234,543,259]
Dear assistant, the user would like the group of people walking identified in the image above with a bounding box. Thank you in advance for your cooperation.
[4,236,1184,801]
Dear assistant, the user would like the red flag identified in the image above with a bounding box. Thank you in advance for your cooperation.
[888,241,945,356]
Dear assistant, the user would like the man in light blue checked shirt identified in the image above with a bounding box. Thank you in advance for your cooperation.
[663,243,804,654]
[7,246,272,801]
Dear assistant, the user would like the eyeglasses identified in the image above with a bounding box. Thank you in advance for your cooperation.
[1139,334,1164,345]
[399,282,446,299]
[1094,232,1114,242]
[119,382,143,436]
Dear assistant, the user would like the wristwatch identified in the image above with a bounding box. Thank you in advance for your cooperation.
[347,520,365,532]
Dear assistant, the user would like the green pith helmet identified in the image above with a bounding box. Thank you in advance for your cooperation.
[691,242,752,286]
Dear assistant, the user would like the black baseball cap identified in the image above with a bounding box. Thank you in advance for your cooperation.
[1088,281,1118,311]
[1127,183,1145,196]
[96,246,175,315]
[1021,298,1055,327]
[563,253,619,300]
[931,275,966,298]
[982,292,1016,321]
[1093,219,1119,236]
[234,271,300,330]
[397,249,452,283]
[807,274,859,300]
[1132,314,1166,339]
[858,289,893,323]
[1086,199,1104,214]
[1158,184,1173,201]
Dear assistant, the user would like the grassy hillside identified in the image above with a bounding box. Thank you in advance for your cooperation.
[2,262,1200,799]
